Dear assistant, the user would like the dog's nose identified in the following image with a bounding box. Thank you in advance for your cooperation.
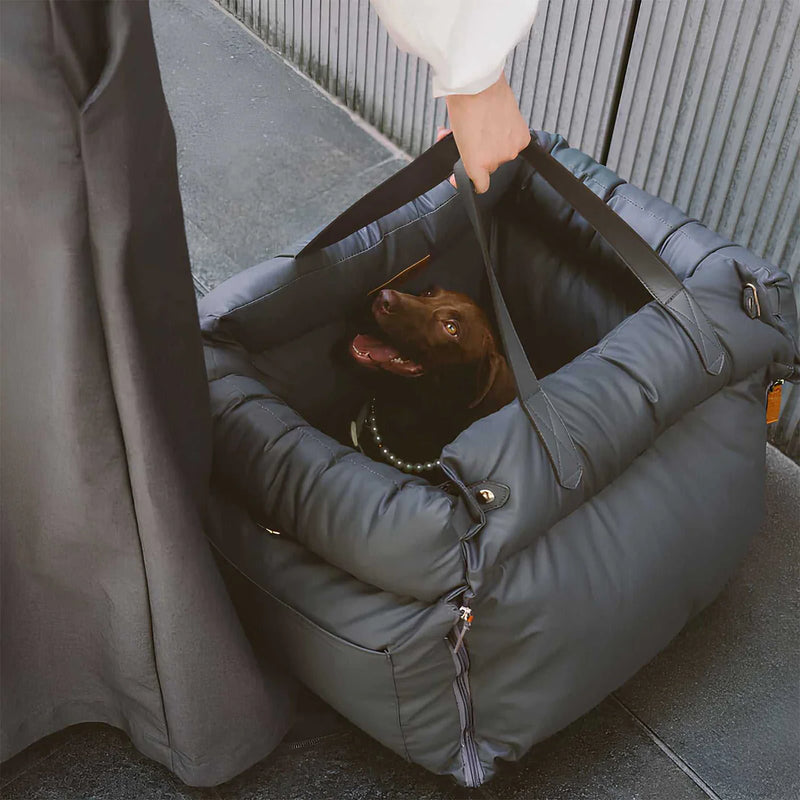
[377,289,398,313]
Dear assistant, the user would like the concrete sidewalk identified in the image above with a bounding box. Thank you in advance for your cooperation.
[152,0,407,294]
[2,2,797,799]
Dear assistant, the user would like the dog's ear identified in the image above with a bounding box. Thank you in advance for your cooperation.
[469,349,503,409]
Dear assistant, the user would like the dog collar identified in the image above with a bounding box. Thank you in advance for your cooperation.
[365,397,441,475]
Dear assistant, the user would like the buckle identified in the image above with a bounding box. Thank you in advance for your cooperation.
[743,283,761,319]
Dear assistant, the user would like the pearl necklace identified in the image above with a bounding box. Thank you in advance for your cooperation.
[367,398,441,474]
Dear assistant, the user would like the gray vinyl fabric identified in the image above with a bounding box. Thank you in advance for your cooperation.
[200,132,800,786]
[0,0,291,786]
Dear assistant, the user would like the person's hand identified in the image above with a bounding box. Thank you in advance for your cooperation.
[444,73,530,194]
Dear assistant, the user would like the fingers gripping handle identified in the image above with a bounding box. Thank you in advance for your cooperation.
[453,160,583,491]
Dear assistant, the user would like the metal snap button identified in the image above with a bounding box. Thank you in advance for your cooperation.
[476,488,495,504]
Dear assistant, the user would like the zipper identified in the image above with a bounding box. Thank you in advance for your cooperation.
[452,605,473,654]
[439,461,485,785]
[447,608,484,788]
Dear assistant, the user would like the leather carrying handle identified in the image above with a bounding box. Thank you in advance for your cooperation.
[298,134,724,378]
[297,134,460,255]
[453,160,582,489]
[520,143,725,377]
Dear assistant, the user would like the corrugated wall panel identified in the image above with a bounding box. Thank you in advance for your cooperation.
[218,0,635,160]
[509,0,637,158]
[607,0,800,276]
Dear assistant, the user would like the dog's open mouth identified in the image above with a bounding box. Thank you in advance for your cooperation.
[351,333,425,377]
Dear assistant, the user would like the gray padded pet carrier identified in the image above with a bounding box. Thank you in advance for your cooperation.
[199,132,799,787]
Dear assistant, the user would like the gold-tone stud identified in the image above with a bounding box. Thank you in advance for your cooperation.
[477,488,495,504]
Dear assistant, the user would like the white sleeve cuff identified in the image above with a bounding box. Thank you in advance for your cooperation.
[431,61,506,98]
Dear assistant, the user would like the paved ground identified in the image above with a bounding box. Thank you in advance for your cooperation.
[152,0,408,294]
[2,2,798,798]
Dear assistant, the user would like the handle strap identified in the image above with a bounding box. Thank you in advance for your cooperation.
[454,160,583,490]
[297,135,460,255]
[296,134,726,488]
[521,144,726,376]
[298,134,725,378]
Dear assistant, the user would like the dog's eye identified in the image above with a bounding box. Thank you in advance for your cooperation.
[422,286,436,297]
[443,321,459,337]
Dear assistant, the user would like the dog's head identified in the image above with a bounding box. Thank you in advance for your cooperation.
[351,287,514,414]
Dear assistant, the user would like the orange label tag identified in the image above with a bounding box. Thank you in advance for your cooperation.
[766,383,783,424]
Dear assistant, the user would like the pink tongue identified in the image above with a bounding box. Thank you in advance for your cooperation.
[351,334,424,376]
[352,334,400,365]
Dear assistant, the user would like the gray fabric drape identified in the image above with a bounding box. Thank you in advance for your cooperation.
[0,0,292,785]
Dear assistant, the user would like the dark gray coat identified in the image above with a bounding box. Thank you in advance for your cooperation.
[0,1,290,785]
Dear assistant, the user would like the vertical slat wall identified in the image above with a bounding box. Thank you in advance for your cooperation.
[216,0,799,457]
[217,0,635,160]
[511,0,638,158]
[607,0,800,275]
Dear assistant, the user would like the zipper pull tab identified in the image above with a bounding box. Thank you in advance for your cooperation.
[453,606,474,654]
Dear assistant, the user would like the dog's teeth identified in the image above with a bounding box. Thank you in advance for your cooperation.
[390,356,408,364]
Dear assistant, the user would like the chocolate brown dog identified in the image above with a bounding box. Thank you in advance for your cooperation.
[350,287,515,475]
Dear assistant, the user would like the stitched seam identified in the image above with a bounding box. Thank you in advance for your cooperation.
[297,426,338,459]
[249,398,403,490]
[669,300,710,357]
[529,406,564,474]
[669,302,717,358]
[686,243,739,279]
[685,298,717,353]
[610,192,694,246]
[387,651,412,762]
[585,176,613,196]
[597,313,641,354]
[528,398,582,483]
[340,454,403,488]
[543,394,582,475]
[685,295,720,352]
[251,398,291,430]
[662,301,726,373]
[227,194,460,315]
[672,310,713,362]
[660,217,699,253]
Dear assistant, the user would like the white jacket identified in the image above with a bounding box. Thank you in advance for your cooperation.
[369,1,541,97]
